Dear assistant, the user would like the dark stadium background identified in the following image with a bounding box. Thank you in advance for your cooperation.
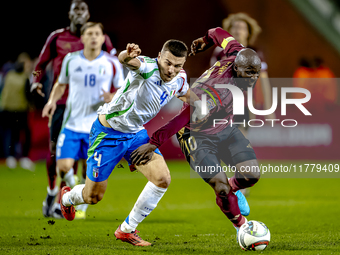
[2,0,340,78]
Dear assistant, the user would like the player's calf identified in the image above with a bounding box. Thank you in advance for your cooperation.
[209,173,249,223]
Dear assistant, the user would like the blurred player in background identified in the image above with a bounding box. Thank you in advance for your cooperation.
[60,40,207,246]
[31,0,115,218]
[42,22,123,219]
[1,53,34,171]
[131,27,261,239]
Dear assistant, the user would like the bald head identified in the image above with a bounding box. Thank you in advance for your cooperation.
[235,48,261,68]
[233,48,262,90]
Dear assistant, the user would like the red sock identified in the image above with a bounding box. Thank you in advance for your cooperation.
[216,191,244,227]
[46,151,57,190]
[229,176,258,192]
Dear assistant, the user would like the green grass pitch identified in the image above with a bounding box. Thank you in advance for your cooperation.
[0,160,339,254]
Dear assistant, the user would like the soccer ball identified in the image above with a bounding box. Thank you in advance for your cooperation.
[237,220,270,251]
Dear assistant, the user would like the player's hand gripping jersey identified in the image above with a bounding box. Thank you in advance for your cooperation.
[59,50,123,133]
[98,56,189,133]
[149,27,245,147]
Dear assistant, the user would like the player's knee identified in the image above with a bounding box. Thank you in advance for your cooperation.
[153,175,171,189]
[238,159,261,183]
[57,162,72,175]
[209,179,231,195]
[247,163,261,183]
[251,170,261,183]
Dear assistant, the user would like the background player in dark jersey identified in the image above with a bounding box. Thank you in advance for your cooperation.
[131,27,261,237]
[31,0,114,218]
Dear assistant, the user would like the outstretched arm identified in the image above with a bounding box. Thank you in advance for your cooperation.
[118,43,142,70]
[189,27,243,57]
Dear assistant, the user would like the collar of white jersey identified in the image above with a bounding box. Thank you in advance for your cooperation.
[80,50,104,61]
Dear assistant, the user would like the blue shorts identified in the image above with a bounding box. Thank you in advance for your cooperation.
[56,128,89,160]
[86,118,162,182]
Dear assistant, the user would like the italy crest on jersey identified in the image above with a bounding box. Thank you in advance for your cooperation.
[93,168,99,178]
[99,66,106,75]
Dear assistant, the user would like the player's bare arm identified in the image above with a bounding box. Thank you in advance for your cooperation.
[100,89,116,103]
[31,82,45,97]
[118,43,142,70]
[42,82,67,118]
[130,143,157,166]
[189,37,213,56]
[31,71,45,97]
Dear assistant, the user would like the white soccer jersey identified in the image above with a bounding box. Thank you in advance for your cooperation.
[59,50,124,133]
[98,56,189,133]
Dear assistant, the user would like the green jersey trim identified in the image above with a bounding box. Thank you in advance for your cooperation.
[140,68,158,79]
[87,132,108,159]
[106,100,134,120]
[65,52,79,77]
[60,103,72,132]
[115,79,131,104]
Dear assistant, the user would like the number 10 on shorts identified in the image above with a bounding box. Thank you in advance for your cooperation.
[94,152,102,167]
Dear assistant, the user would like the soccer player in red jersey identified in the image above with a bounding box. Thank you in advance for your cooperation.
[31,0,115,218]
[131,27,261,237]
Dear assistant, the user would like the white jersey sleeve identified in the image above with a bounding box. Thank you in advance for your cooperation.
[135,56,159,78]
[58,53,73,84]
[110,56,124,89]
[176,69,189,97]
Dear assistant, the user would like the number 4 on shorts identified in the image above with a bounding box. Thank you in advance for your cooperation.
[94,152,102,167]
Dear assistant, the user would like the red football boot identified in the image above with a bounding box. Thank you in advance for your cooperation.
[60,186,75,221]
[114,225,151,246]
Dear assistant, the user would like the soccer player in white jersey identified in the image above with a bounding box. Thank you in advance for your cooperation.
[42,22,124,219]
[60,38,207,246]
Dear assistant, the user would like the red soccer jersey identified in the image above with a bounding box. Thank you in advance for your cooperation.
[33,27,114,105]
[150,27,244,147]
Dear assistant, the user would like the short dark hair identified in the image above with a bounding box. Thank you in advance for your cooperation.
[81,22,104,35]
[162,40,188,58]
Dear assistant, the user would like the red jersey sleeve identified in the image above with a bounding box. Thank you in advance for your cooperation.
[203,27,243,57]
[149,104,191,148]
[32,31,59,83]
[103,34,114,53]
